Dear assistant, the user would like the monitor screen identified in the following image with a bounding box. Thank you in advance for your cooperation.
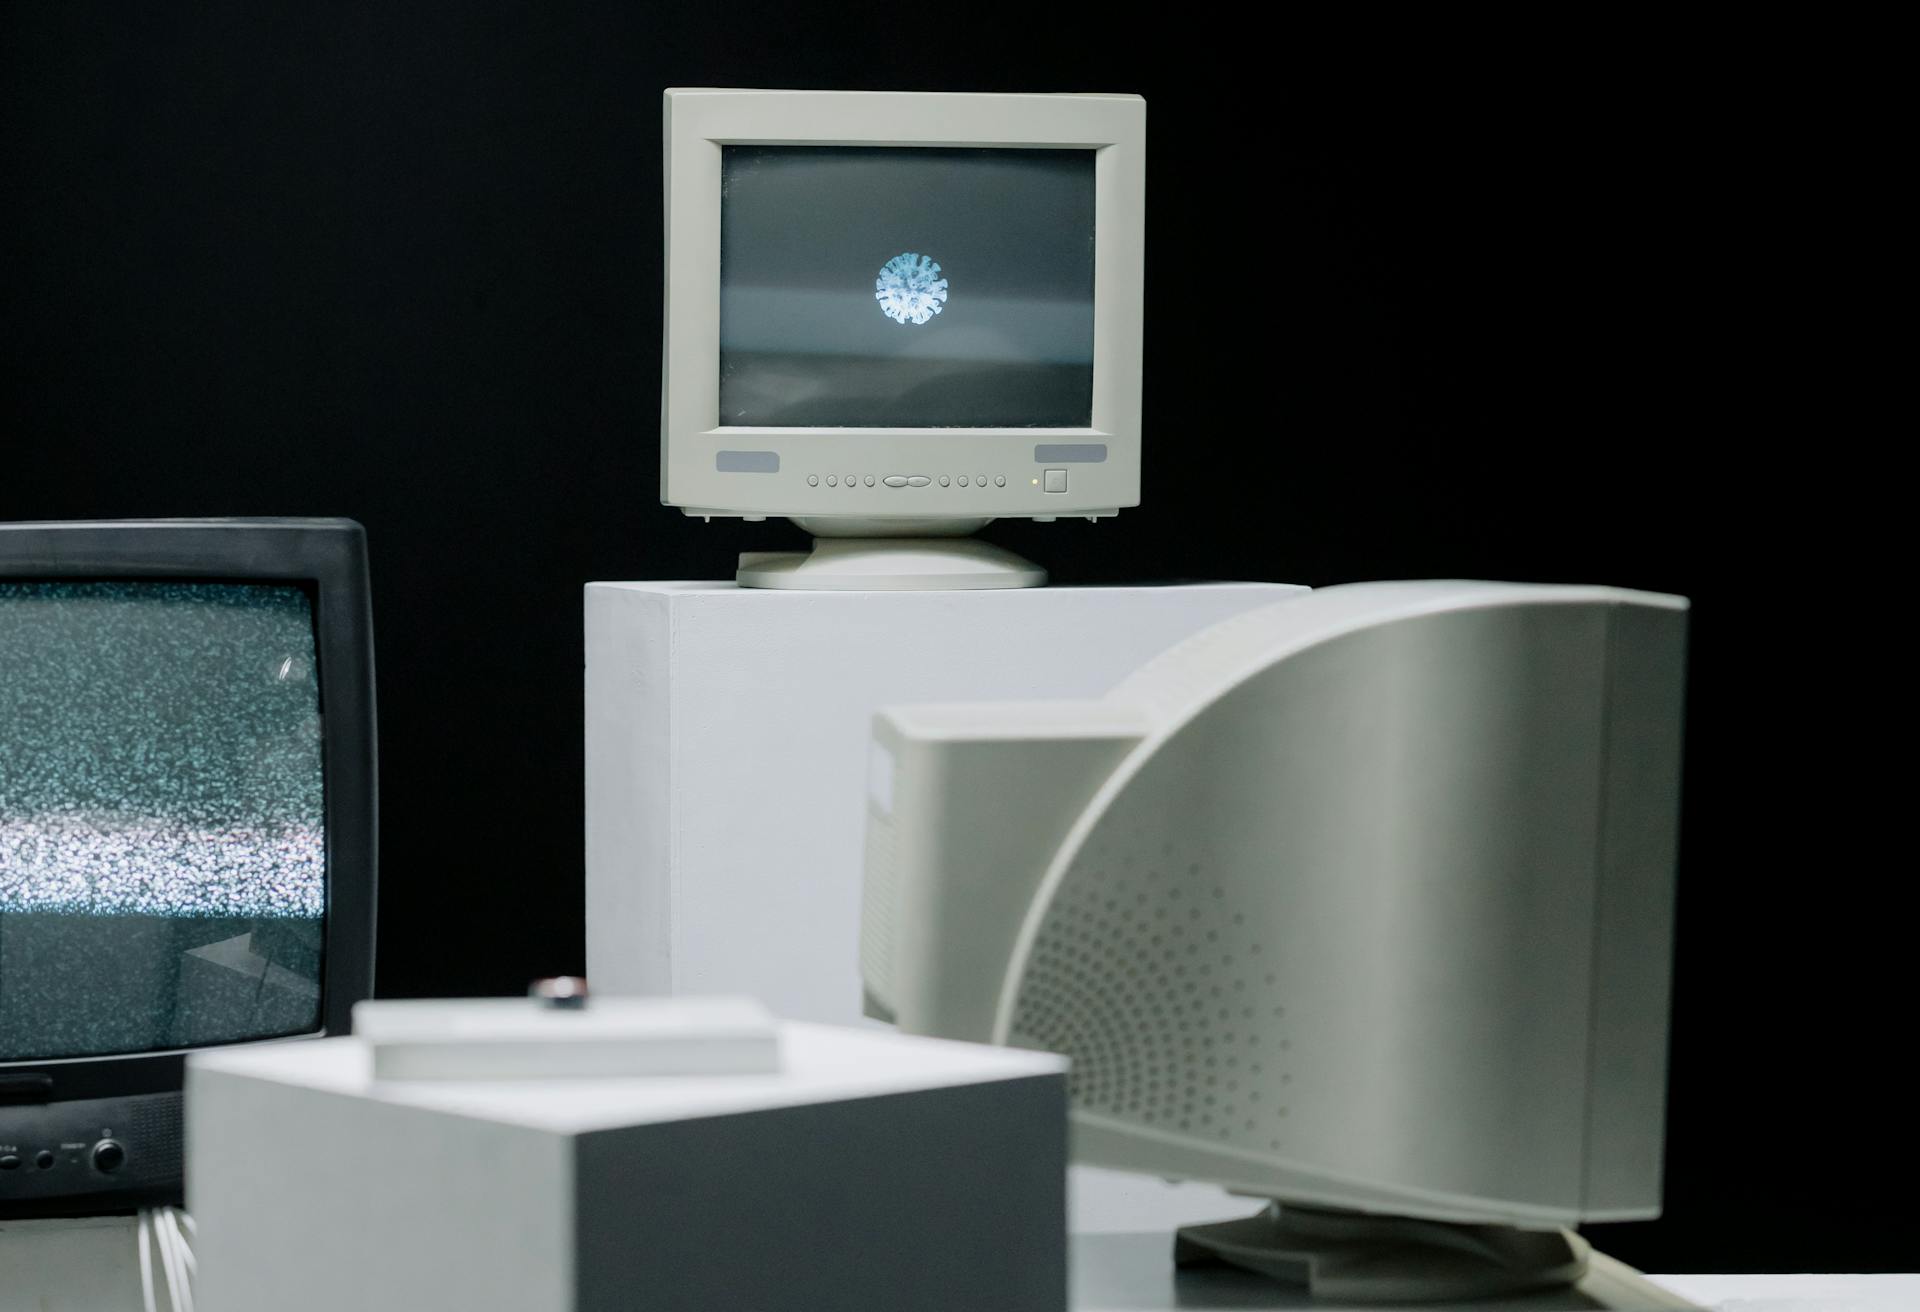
[0,581,326,1062]
[719,145,1096,428]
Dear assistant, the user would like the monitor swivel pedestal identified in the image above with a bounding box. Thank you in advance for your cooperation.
[734,516,1046,591]
[1173,1204,1699,1308]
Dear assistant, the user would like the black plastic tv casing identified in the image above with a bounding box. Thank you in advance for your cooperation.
[0,518,377,1217]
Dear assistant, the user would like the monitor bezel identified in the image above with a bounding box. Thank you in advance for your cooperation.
[661,88,1146,520]
[0,518,376,1099]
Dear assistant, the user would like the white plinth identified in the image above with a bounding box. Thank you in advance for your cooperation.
[0,1215,147,1308]
[187,1022,1068,1312]
[583,580,1306,1025]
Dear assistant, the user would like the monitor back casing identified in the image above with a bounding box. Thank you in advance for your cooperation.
[661,88,1145,526]
[862,581,1687,1229]
[0,518,377,1217]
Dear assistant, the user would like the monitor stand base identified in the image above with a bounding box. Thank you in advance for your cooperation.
[1174,1202,1694,1306]
[737,538,1046,591]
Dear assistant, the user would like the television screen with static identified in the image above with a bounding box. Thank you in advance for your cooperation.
[0,581,326,1062]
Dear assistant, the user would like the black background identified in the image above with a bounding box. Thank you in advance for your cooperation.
[0,3,1902,1275]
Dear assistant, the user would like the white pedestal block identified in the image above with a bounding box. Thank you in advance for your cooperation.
[584,581,1306,1026]
[0,1216,146,1308]
[188,1023,1068,1312]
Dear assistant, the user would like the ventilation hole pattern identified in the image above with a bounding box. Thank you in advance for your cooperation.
[124,1093,185,1186]
[1011,831,1293,1154]
[860,809,899,1004]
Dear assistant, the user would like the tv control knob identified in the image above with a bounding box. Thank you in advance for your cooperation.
[91,1140,126,1174]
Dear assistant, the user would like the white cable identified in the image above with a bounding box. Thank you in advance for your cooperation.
[163,1207,195,1272]
[176,1210,198,1235]
[137,1209,159,1312]
[175,1215,195,1312]
[156,1204,185,1312]
[153,1208,174,1311]
[1582,1249,1707,1310]
[163,1207,197,1310]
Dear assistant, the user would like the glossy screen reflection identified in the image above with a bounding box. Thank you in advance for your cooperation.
[720,145,1095,428]
[0,582,326,1061]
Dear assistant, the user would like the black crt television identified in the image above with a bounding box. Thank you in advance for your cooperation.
[0,519,376,1216]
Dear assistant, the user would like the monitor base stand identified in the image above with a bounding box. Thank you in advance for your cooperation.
[737,538,1046,590]
[1174,1202,1664,1305]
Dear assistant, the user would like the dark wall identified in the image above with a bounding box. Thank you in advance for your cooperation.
[1,3,1896,1275]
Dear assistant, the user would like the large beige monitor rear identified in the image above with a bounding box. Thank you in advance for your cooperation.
[862,581,1691,1301]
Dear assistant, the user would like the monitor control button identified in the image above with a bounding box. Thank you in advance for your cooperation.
[92,1141,126,1174]
[907,476,931,487]
[1044,468,1068,493]
[957,475,970,486]
[938,475,950,486]
[0,1155,19,1171]
[807,475,819,486]
[825,475,838,486]
[883,476,909,487]
[995,475,1006,487]
[34,1151,54,1169]
[863,475,875,486]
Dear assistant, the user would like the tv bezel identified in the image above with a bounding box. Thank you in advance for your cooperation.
[0,517,377,1099]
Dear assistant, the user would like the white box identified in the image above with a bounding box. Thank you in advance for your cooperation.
[351,995,782,1081]
[0,1217,148,1308]
[584,581,1306,1025]
[189,1022,1068,1312]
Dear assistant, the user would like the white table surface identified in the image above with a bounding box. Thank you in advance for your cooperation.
[1071,1230,1920,1311]
[8,1213,1919,1311]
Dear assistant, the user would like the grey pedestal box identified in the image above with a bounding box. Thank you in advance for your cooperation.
[188,1024,1068,1311]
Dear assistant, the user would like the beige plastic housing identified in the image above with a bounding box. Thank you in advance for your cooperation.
[862,581,1688,1230]
[661,88,1145,529]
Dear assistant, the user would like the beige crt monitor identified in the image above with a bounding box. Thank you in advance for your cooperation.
[661,89,1145,589]
[861,581,1693,1304]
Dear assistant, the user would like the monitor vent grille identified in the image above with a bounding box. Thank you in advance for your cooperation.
[860,807,899,1007]
[1010,831,1294,1155]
